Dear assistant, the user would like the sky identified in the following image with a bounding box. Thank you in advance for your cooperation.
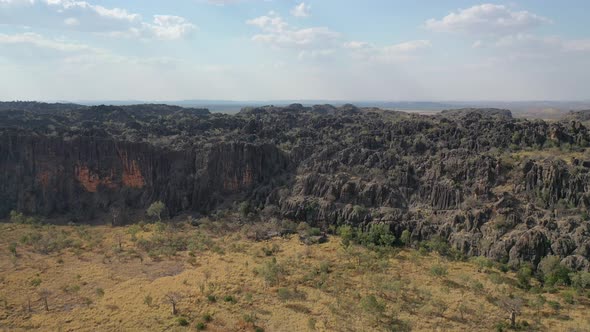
[0,0,589,102]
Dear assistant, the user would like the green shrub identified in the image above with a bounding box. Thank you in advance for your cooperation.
[562,291,575,304]
[277,288,291,301]
[176,317,189,326]
[548,300,561,312]
[8,243,17,257]
[223,295,236,304]
[338,225,354,247]
[9,211,40,225]
[470,280,485,292]
[538,256,571,286]
[360,294,385,318]
[358,223,396,248]
[255,258,284,287]
[471,256,493,272]
[400,229,411,247]
[195,321,206,330]
[202,313,213,323]
[144,294,153,307]
[516,265,533,290]
[146,201,165,221]
[30,278,42,287]
[243,313,257,324]
[207,294,217,303]
[570,271,590,292]
[430,264,448,278]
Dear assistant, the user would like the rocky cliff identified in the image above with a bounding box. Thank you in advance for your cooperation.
[1,102,590,270]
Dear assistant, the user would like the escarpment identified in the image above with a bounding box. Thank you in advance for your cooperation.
[1,101,590,269]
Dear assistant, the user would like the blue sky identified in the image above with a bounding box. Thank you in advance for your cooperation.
[1,0,589,101]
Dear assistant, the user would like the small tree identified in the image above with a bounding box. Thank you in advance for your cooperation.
[570,271,590,293]
[360,294,385,323]
[147,201,165,222]
[516,265,533,290]
[538,255,571,286]
[338,225,354,248]
[497,296,523,328]
[38,289,51,312]
[400,229,411,248]
[8,242,17,257]
[144,294,153,307]
[430,264,448,279]
[165,292,182,315]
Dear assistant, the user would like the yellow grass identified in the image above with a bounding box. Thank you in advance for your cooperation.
[0,222,589,332]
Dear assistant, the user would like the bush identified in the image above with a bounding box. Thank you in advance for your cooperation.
[223,295,236,304]
[569,271,590,292]
[8,243,17,256]
[516,265,533,290]
[202,313,213,323]
[146,201,165,221]
[358,223,396,248]
[255,258,284,287]
[562,291,575,304]
[400,229,411,247]
[430,264,448,278]
[207,294,217,303]
[548,300,561,312]
[338,225,354,247]
[144,294,153,307]
[243,313,257,324]
[30,278,42,287]
[176,317,189,326]
[360,294,385,317]
[471,256,493,272]
[471,280,485,292]
[9,211,39,225]
[277,288,292,301]
[195,322,206,330]
[538,256,571,286]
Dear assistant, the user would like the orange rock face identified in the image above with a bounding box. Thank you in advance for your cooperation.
[37,171,51,188]
[223,166,254,191]
[122,160,145,188]
[74,165,101,193]
[74,165,118,192]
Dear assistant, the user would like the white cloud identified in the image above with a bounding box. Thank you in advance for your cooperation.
[0,0,196,40]
[425,4,551,35]
[0,32,97,53]
[64,17,80,26]
[0,32,192,71]
[298,49,334,60]
[291,2,310,18]
[343,41,370,49]
[247,12,338,50]
[145,15,197,40]
[346,40,432,63]
[490,34,590,55]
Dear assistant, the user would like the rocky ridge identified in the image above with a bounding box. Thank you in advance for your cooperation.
[1,102,590,270]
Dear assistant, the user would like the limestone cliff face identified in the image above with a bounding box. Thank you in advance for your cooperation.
[0,132,288,220]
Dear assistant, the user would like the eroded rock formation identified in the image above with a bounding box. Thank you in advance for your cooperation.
[1,102,590,269]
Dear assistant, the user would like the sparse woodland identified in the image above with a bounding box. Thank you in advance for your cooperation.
[0,215,589,331]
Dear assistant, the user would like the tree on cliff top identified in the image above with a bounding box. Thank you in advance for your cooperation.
[147,201,166,221]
